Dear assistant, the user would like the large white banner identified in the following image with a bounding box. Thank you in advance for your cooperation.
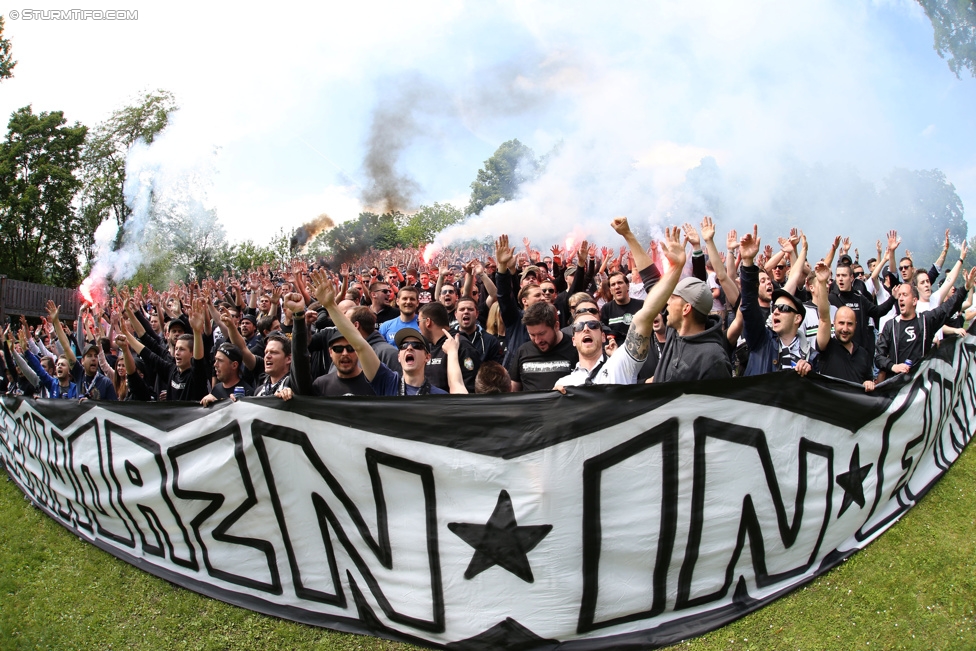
[1,338,974,649]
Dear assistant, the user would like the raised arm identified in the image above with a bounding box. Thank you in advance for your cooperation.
[783,232,808,295]
[612,216,654,272]
[642,226,686,324]
[813,262,833,353]
[46,300,76,368]
[440,332,470,394]
[309,269,381,381]
[701,216,738,306]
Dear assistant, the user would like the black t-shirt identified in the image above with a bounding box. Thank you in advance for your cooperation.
[816,337,873,384]
[601,299,644,341]
[508,335,579,392]
[893,318,924,367]
[313,372,376,397]
[211,379,254,399]
[426,335,481,392]
[374,305,400,325]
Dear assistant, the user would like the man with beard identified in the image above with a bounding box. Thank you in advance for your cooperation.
[829,262,896,361]
[312,331,375,397]
[453,295,503,364]
[310,269,465,395]
[600,271,643,343]
[876,271,975,378]
[380,285,420,345]
[368,280,400,325]
[508,302,579,392]
[46,301,118,400]
[416,271,435,306]
[812,262,875,391]
[438,284,459,325]
[239,314,264,357]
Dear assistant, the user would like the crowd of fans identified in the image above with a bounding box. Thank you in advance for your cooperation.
[3,216,975,402]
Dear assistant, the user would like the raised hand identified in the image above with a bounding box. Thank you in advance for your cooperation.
[840,237,851,254]
[550,244,563,258]
[682,223,701,249]
[815,261,831,284]
[739,225,761,262]
[309,269,337,307]
[886,230,900,252]
[661,225,687,270]
[495,234,513,271]
[700,216,716,242]
[46,299,60,322]
[777,236,794,254]
[726,229,739,251]
[282,292,306,317]
[611,216,631,235]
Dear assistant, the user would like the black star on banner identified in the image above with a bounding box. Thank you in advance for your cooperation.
[448,490,552,583]
[836,443,873,518]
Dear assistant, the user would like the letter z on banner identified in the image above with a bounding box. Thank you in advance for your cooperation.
[1,338,974,649]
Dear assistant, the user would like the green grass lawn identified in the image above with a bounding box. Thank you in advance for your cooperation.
[1,445,974,651]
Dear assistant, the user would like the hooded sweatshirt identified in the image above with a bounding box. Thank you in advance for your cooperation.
[655,315,733,383]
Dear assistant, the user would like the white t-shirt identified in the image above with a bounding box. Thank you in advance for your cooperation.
[556,348,642,387]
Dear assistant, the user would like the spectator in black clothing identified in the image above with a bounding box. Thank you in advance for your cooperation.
[495,234,549,367]
[508,302,579,392]
[600,271,643,343]
[312,331,376,397]
[419,301,480,392]
[829,262,895,361]
[240,314,263,356]
[812,262,875,391]
[369,281,400,324]
[875,273,974,378]
[201,342,253,406]
[454,296,503,364]
[125,298,211,402]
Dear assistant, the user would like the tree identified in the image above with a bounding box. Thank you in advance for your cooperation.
[79,90,177,262]
[397,202,465,246]
[878,168,967,266]
[309,212,405,261]
[467,139,539,215]
[0,16,15,81]
[0,106,87,286]
[917,0,976,78]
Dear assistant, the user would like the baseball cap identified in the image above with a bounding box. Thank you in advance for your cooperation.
[771,288,807,320]
[673,277,713,316]
[394,327,429,352]
[521,265,541,281]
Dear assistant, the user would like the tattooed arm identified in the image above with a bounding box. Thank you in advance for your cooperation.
[621,225,685,362]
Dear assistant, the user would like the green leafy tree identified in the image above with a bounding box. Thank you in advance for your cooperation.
[0,106,87,286]
[397,202,465,246]
[918,0,976,78]
[467,139,539,215]
[878,168,967,266]
[0,16,16,81]
[80,90,177,262]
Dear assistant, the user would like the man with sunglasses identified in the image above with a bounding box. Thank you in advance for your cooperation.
[739,226,813,376]
[311,331,375,397]
[310,270,461,396]
[368,281,400,325]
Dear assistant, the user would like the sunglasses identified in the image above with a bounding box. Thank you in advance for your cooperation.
[331,345,355,354]
[399,340,426,351]
[573,320,603,333]
[771,303,799,315]
[898,265,912,271]
[441,289,456,295]
[574,307,599,316]
[774,264,787,270]
[541,288,556,294]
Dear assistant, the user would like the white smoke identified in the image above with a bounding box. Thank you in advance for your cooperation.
[82,111,219,296]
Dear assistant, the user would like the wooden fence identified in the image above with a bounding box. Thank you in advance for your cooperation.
[0,276,81,323]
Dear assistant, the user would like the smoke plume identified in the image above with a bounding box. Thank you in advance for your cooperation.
[290,213,335,252]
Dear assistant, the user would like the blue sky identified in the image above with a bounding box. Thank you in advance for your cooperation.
[2,1,975,252]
